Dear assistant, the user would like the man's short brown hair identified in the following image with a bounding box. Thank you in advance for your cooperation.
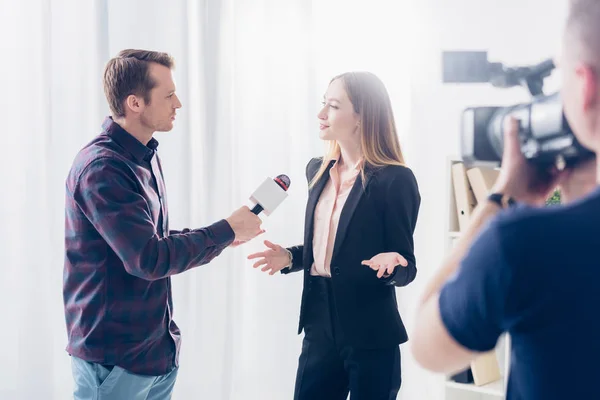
[566,0,600,66]
[103,49,175,118]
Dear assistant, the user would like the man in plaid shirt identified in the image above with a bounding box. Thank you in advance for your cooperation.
[63,49,263,399]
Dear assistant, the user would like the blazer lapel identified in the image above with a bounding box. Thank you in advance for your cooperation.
[331,168,373,262]
[303,160,334,266]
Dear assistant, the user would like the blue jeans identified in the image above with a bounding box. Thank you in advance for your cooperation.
[71,356,178,400]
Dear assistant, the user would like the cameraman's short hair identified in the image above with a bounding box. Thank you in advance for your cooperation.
[103,49,175,118]
[566,0,600,65]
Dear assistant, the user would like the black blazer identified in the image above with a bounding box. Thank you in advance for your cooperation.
[282,157,421,349]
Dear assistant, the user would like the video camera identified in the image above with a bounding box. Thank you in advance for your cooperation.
[442,51,594,168]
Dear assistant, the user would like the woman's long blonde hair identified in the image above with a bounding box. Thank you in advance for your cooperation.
[309,72,405,188]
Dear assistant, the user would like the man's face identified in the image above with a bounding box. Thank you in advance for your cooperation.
[140,63,182,132]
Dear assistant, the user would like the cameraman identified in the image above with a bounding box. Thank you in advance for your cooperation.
[411,1,600,398]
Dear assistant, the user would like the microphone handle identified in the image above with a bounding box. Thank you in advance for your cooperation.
[251,204,263,215]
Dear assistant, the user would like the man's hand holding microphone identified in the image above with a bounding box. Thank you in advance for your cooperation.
[225,174,291,248]
[226,206,265,248]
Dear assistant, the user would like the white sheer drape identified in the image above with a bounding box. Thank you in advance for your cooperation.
[0,1,417,398]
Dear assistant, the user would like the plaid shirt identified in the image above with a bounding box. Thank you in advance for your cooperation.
[63,117,234,375]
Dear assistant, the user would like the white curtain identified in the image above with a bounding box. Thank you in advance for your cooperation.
[0,0,422,399]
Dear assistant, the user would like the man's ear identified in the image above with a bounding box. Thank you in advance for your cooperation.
[576,63,599,112]
[125,94,144,115]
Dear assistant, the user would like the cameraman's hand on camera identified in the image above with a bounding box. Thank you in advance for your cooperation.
[225,206,265,244]
[558,157,597,204]
[491,117,563,206]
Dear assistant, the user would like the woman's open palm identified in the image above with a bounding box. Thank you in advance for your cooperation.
[247,240,291,275]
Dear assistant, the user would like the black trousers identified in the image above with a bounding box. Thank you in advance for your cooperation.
[294,276,401,400]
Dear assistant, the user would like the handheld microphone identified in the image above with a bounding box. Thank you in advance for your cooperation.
[250,174,291,215]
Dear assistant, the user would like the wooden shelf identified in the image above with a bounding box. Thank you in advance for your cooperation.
[444,157,510,400]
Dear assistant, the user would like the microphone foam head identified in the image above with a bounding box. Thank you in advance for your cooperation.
[275,174,291,191]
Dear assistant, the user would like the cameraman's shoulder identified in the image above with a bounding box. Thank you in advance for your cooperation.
[497,202,560,223]
[491,204,566,247]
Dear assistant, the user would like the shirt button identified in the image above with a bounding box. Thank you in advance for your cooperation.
[333,267,341,275]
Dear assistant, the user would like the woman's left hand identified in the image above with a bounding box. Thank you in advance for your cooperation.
[361,252,408,278]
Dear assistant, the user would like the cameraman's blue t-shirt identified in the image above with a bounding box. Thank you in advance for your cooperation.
[439,186,600,400]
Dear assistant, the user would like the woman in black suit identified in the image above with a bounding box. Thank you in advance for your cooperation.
[247,71,420,400]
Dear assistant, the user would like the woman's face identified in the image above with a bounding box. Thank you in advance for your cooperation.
[317,78,360,143]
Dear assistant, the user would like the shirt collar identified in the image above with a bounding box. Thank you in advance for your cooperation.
[330,149,363,171]
[101,116,159,163]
